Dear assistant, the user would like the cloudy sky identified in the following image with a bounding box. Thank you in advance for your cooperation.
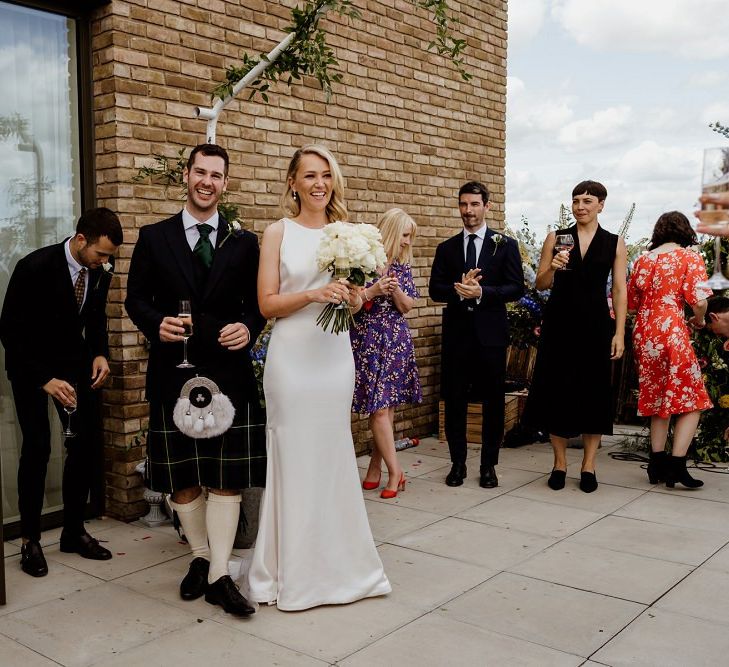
[506,0,729,243]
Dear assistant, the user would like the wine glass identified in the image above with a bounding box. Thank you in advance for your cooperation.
[62,383,78,438]
[698,147,729,290]
[177,299,195,369]
[554,234,575,270]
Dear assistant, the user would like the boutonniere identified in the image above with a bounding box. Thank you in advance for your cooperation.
[492,232,505,256]
[95,262,114,289]
[219,219,245,247]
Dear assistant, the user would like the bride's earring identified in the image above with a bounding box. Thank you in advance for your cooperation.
[292,191,298,201]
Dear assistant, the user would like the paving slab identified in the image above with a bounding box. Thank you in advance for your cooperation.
[457,494,603,538]
[376,543,495,611]
[593,607,729,667]
[363,499,443,542]
[0,582,198,667]
[365,476,487,516]
[92,618,327,666]
[0,555,103,617]
[615,491,729,535]
[509,541,693,604]
[567,515,729,565]
[0,634,58,666]
[392,517,556,570]
[339,613,584,667]
[420,464,545,496]
[438,572,645,658]
[222,594,420,663]
[655,566,729,625]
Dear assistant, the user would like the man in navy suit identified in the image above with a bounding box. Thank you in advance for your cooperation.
[0,208,123,576]
[126,144,265,617]
[429,182,524,488]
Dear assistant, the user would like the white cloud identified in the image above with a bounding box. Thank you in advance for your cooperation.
[687,71,729,88]
[612,141,699,182]
[551,0,729,60]
[508,0,547,50]
[701,102,729,126]
[558,106,632,150]
[507,76,575,142]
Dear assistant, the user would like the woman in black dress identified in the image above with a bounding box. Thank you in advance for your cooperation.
[524,181,627,492]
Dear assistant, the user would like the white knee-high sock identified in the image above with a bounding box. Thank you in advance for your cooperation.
[206,493,241,584]
[169,494,210,561]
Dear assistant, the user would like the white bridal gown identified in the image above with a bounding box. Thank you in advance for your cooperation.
[248,218,391,611]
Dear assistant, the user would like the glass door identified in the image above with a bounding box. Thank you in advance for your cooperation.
[0,1,83,531]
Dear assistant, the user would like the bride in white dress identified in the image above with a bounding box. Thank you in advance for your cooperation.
[248,145,391,611]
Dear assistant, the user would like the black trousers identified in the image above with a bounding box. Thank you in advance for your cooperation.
[443,344,506,468]
[11,379,99,541]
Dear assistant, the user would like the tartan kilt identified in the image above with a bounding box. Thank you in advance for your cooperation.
[146,389,267,494]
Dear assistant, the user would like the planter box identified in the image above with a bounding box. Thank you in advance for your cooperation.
[438,390,528,442]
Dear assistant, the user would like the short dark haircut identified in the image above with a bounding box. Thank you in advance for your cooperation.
[76,207,123,246]
[458,181,490,204]
[707,296,729,315]
[572,180,607,202]
[187,143,230,176]
[648,211,697,250]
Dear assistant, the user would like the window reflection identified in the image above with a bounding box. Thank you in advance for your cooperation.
[0,1,82,526]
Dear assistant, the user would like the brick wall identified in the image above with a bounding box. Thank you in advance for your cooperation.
[90,0,507,520]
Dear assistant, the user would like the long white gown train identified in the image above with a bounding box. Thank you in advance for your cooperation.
[248,218,391,611]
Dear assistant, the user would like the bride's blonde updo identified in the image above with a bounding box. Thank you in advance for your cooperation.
[281,144,348,224]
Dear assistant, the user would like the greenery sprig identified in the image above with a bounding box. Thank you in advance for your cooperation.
[212,0,471,104]
[710,121,729,140]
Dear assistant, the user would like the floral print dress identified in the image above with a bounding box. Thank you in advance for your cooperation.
[350,261,422,414]
[628,248,713,417]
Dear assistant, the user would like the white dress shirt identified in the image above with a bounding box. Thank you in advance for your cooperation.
[182,207,219,252]
[461,224,487,303]
[64,238,88,308]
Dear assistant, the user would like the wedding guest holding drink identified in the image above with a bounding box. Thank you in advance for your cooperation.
[524,180,627,493]
[352,208,422,499]
[628,212,712,488]
[696,192,729,236]
[126,143,265,617]
[0,208,122,577]
[248,145,390,610]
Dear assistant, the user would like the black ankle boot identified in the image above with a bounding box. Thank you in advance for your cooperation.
[647,451,668,484]
[666,455,704,489]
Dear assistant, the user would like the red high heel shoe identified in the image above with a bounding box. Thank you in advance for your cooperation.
[380,474,406,499]
[362,473,381,490]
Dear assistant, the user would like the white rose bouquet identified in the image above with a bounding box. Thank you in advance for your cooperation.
[315,221,387,333]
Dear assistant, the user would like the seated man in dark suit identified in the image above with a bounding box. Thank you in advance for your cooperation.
[0,208,123,577]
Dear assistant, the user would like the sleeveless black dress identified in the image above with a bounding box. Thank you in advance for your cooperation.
[524,224,618,437]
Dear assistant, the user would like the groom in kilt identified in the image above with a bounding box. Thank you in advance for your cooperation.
[126,144,266,616]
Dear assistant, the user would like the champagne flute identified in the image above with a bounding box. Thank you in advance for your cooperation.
[698,147,729,290]
[62,382,78,438]
[554,234,575,270]
[177,299,195,369]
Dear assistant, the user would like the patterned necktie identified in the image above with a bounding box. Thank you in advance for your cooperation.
[194,223,214,269]
[465,233,478,270]
[74,267,87,310]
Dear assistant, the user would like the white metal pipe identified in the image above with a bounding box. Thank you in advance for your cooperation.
[196,3,330,144]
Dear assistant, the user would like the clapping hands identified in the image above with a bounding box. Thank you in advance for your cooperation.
[454,268,482,300]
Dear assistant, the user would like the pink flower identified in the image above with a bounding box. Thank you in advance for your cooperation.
[724,340,729,353]
[699,357,708,368]
[534,326,541,337]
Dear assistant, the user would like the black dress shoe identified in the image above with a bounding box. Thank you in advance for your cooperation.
[205,575,255,616]
[547,469,567,490]
[479,465,498,488]
[445,462,467,487]
[180,557,210,600]
[579,471,598,493]
[59,532,112,560]
[20,540,48,577]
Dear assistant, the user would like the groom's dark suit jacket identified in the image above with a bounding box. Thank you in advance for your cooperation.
[429,228,524,398]
[0,241,111,388]
[124,213,264,403]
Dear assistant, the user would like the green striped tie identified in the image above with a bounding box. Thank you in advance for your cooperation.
[194,223,214,269]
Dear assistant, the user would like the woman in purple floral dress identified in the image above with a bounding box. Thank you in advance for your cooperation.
[351,208,422,499]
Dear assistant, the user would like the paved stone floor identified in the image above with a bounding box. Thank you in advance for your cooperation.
[3,432,729,666]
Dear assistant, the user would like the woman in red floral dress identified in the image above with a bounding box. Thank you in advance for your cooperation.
[628,211,712,488]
